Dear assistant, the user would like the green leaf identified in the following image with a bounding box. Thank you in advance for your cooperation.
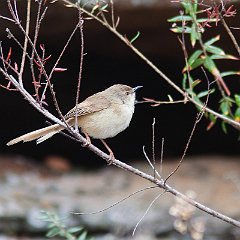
[210,54,238,60]
[192,79,201,88]
[91,4,99,14]
[221,121,228,134]
[224,96,235,104]
[235,95,240,107]
[196,18,218,23]
[168,15,192,22]
[204,35,220,46]
[193,0,198,12]
[47,223,57,229]
[220,101,229,115]
[130,31,140,43]
[190,58,204,71]
[221,71,240,78]
[39,211,53,222]
[186,88,195,97]
[100,3,108,11]
[181,2,191,13]
[234,108,240,123]
[193,96,204,111]
[190,23,199,47]
[188,50,202,67]
[203,57,216,73]
[209,113,217,123]
[182,73,187,89]
[68,227,83,234]
[197,88,215,98]
[205,45,225,55]
[78,231,88,240]
[46,227,61,237]
[64,232,73,239]
[170,26,192,33]
[235,107,240,117]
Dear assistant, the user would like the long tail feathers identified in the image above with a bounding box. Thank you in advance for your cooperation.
[7,124,63,146]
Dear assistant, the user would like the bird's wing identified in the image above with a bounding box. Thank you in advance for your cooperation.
[64,93,111,119]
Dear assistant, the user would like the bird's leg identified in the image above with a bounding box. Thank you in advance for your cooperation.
[100,139,115,165]
[82,132,91,147]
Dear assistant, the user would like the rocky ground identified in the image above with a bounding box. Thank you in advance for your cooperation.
[0,155,239,240]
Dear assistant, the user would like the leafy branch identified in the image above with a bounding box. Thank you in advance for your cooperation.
[60,0,240,131]
[169,0,240,132]
[40,211,93,240]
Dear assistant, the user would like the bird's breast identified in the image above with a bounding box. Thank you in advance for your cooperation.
[77,103,135,139]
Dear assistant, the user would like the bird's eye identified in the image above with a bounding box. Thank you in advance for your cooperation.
[125,91,130,95]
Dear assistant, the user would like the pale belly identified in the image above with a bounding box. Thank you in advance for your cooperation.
[77,104,134,139]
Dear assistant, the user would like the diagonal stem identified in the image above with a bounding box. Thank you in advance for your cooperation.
[19,0,31,87]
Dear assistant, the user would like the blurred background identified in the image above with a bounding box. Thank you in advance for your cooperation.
[0,0,239,239]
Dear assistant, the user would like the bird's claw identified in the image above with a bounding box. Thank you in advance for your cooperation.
[82,141,90,147]
[82,132,91,147]
[107,152,115,165]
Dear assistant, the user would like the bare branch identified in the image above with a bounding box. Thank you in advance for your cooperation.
[19,0,31,87]
[0,15,15,22]
[143,146,162,180]
[220,17,240,57]
[152,117,156,179]
[160,137,164,176]
[40,18,80,103]
[74,8,84,130]
[132,190,166,236]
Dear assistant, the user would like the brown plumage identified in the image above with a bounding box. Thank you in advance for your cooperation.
[7,84,142,146]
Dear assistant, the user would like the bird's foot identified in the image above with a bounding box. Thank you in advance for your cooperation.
[100,139,116,165]
[107,152,115,165]
[82,132,91,147]
[82,140,90,147]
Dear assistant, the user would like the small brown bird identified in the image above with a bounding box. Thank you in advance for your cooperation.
[7,84,142,160]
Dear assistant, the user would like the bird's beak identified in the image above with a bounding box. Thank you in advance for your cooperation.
[133,86,143,92]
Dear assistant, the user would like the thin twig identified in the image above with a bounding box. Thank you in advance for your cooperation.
[40,18,80,103]
[164,67,211,184]
[179,10,192,92]
[72,186,157,215]
[5,29,32,61]
[152,118,156,179]
[143,146,161,180]
[0,55,20,75]
[160,137,164,176]
[0,43,8,73]
[0,15,15,22]
[110,0,115,29]
[30,0,44,102]
[13,0,20,23]
[10,3,70,129]
[19,0,31,87]
[74,8,84,130]
[132,190,166,236]
[220,16,240,57]
[139,98,188,106]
